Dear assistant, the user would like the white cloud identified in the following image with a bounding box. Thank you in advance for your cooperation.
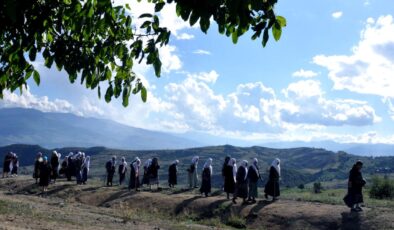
[332,11,343,19]
[292,69,318,78]
[159,45,182,73]
[193,49,211,55]
[177,33,195,40]
[188,71,219,84]
[314,15,394,97]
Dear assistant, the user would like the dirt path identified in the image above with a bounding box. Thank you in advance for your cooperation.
[0,176,393,230]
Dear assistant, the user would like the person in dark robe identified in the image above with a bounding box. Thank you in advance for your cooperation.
[200,158,213,197]
[345,160,366,212]
[50,151,61,183]
[67,152,75,181]
[2,152,12,178]
[221,156,231,186]
[60,156,69,179]
[248,158,261,203]
[118,157,128,185]
[75,152,84,185]
[148,157,160,190]
[129,157,141,191]
[264,158,281,201]
[39,156,51,193]
[33,152,43,184]
[188,156,199,189]
[10,153,19,177]
[168,160,179,188]
[106,156,116,186]
[82,155,90,184]
[224,158,237,199]
[233,160,249,204]
[142,159,152,186]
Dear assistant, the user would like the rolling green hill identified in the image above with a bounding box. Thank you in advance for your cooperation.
[2,144,394,188]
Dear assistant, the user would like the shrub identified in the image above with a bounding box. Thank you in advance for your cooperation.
[298,184,305,190]
[313,182,322,193]
[369,176,394,199]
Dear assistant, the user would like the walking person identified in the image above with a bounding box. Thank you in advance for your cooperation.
[168,160,179,188]
[67,152,75,181]
[142,159,152,186]
[224,158,237,199]
[118,157,128,185]
[148,157,160,190]
[50,151,61,183]
[264,158,281,201]
[10,153,19,177]
[82,155,90,184]
[106,156,116,186]
[129,157,141,191]
[39,156,51,193]
[247,158,261,203]
[75,152,84,185]
[233,160,249,204]
[2,152,13,178]
[200,158,213,197]
[344,160,366,212]
[33,152,43,184]
[188,156,199,189]
[221,156,231,187]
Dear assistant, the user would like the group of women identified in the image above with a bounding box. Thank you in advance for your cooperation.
[33,151,91,191]
[2,152,19,178]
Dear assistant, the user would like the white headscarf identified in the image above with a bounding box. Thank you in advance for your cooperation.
[120,157,127,173]
[144,159,152,169]
[133,157,141,173]
[192,156,199,164]
[271,158,281,176]
[68,152,74,158]
[203,158,213,174]
[240,160,248,180]
[228,158,237,182]
[173,160,179,165]
[85,156,91,172]
[251,158,259,175]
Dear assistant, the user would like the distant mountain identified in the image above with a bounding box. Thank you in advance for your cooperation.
[2,144,394,188]
[264,141,394,156]
[0,108,202,150]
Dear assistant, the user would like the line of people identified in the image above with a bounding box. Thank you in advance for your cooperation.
[33,151,91,192]
[104,155,282,203]
[2,152,19,178]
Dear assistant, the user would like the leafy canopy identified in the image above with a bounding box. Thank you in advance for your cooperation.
[0,0,286,106]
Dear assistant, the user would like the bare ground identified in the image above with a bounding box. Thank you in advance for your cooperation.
[0,176,393,230]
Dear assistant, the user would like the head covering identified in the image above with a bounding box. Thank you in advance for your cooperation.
[271,158,281,176]
[251,158,259,175]
[224,156,231,165]
[203,158,213,174]
[173,160,179,165]
[37,152,43,157]
[228,158,237,181]
[240,160,249,180]
[52,150,58,156]
[43,156,48,162]
[85,156,91,171]
[192,156,199,164]
[121,157,125,162]
[144,159,152,168]
[132,157,141,173]
[68,152,74,157]
[355,160,363,166]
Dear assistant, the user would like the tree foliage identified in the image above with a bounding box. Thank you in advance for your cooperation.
[0,0,285,106]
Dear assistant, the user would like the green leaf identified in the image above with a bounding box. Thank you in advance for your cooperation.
[98,85,101,99]
[232,31,238,44]
[276,16,287,27]
[155,2,165,12]
[63,0,72,5]
[139,13,152,18]
[122,87,130,106]
[272,22,282,41]
[105,85,113,102]
[29,47,37,61]
[262,28,269,47]
[153,59,161,77]
[33,70,40,86]
[141,86,147,102]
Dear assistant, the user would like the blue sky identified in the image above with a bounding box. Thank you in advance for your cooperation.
[1,0,394,144]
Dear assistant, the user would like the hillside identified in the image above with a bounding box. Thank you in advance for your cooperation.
[2,144,394,188]
[0,108,201,149]
[0,176,393,229]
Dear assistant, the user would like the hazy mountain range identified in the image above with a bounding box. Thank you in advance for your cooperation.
[0,107,393,156]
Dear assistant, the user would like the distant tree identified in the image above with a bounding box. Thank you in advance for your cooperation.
[298,184,305,190]
[0,0,286,106]
[313,182,322,193]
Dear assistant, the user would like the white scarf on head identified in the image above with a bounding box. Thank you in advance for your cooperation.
[228,158,237,182]
[192,156,199,165]
[251,158,259,175]
[133,157,141,174]
[203,158,213,175]
[271,158,281,176]
[240,160,248,180]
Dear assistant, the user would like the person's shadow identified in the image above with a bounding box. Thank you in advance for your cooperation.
[341,211,362,230]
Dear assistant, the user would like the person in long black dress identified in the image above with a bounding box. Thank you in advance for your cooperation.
[346,160,366,212]
[129,157,141,191]
[82,155,90,184]
[233,160,248,204]
[33,152,43,184]
[118,157,128,185]
[200,158,213,197]
[224,158,236,199]
[248,158,261,203]
[142,159,152,186]
[222,156,230,181]
[2,152,12,178]
[148,157,160,190]
[10,153,19,176]
[106,156,116,186]
[264,158,281,201]
[168,160,179,188]
[39,156,51,193]
[67,152,75,181]
[60,156,69,179]
[50,151,61,183]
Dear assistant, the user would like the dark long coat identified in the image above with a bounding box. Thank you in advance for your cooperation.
[200,167,211,195]
[224,165,235,193]
[264,166,280,197]
[235,166,248,198]
[168,163,177,185]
